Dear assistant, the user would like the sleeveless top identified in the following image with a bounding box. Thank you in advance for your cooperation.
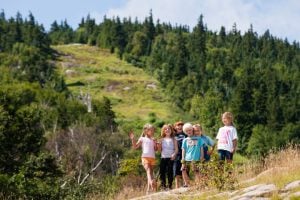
[161,138,175,158]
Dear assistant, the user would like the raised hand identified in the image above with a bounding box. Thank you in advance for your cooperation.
[129,131,135,140]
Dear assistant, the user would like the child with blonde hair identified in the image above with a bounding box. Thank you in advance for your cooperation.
[181,123,204,187]
[129,123,158,194]
[216,112,238,163]
[193,124,215,161]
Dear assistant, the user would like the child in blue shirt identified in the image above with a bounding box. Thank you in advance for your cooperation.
[181,123,204,187]
[193,124,215,161]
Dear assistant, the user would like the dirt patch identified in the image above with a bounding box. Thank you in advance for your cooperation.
[106,81,121,92]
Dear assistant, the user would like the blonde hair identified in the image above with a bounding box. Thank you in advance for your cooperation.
[160,124,174,138]
[193,124,202,131]
[222,112,234,125]
[142,123,154,136]
[182,123,193,134]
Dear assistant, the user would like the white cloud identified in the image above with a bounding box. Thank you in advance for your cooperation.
[91,0,300,42]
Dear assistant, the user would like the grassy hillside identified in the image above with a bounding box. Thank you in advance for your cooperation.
[53,44,182,124]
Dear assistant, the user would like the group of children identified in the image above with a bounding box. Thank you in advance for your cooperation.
[129,112,238,194]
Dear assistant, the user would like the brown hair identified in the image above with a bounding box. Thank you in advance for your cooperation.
[174,121,184,126]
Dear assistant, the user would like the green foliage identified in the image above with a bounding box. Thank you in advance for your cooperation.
[12,153,62,199]
[190,91,223,135]
[0,84,45,172]
[247,125,275,157]
[49,20,74,44]
[197,153,237,191]
[118,157,142,176]
[92,96,117,132]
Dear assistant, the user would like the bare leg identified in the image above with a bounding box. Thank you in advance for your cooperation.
[182,170,189,186]
[144,163,157,193]
[175,176,180,188]
[143,163,152,194]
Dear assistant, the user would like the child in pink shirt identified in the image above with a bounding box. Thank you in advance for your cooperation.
[216,112,238,163]
[129,124,158,194]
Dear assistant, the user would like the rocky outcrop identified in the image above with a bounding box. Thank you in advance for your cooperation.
[130,180,300,200]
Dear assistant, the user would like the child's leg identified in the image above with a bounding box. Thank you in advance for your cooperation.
[173,160,182,188]
[181,164,189,187]
[149,164,157,191]
[144,164,151,193]
[143,163,152,193]
[167,159,174,189]
[159,158,167,188]
[226,152,234,164]
[193,163,201,186]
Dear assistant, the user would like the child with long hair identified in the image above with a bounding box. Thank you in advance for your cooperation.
[129,123,158,194]
[216,112,238,163]
[157,124,178,190]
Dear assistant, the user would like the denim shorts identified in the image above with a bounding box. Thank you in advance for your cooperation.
[218,149,233,161]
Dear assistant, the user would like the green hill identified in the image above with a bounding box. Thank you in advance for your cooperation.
[53,44,181,123]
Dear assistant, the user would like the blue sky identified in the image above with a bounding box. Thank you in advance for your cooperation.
[1,0,300,42]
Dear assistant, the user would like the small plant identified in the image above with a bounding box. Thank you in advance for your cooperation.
[197,153,237,191]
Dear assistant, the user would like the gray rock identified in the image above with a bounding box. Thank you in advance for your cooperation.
[231,184,276,200]
[146,83,157,89]
[123,86,131,91]
[284,180,300,191]
[242,184,266,193]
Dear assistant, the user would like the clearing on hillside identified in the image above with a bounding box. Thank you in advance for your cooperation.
[53,44,181,122]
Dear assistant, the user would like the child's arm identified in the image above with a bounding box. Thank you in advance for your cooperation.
[200,146,204,161]
[207,136,216,155]
[153,138,159,151]
[171,139,178,160]
[232,139,237,153]
[129,131,142,149]
[181,148,186,170]
[157,138,162,152]
[208,143,216,155]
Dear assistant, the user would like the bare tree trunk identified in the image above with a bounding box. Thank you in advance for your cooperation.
[79,152,108,185]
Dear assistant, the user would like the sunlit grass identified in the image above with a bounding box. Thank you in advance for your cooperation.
[53,44,179,122]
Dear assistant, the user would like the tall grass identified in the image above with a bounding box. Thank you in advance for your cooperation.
[238,144,300,188]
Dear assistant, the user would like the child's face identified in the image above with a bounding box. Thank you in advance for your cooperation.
[163,126,172,136]
[193,127,202,136]
[185,128,193,136]
[175,124,183,133]
[222,115,231,126]
[145,127,154,137]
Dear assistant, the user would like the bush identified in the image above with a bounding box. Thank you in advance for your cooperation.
[197,153,237,191]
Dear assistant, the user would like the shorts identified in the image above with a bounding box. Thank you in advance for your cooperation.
[218,149,233,161]
[181,161,200,172]
[142,157,156,166]
[173,159,182,176]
